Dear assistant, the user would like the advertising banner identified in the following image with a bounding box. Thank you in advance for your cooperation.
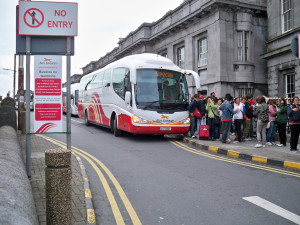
[34,55,62,133]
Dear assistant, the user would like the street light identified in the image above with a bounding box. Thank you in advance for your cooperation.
[2,54,17,98]
[2,68,17,98]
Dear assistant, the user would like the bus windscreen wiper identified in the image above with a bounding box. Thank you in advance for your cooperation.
[143,100,167,109]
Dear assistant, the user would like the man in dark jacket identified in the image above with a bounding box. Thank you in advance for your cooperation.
[288,96,300,152]
[242,95,254,140]
[188,94,200,138]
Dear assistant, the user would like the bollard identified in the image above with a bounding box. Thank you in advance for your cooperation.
[45,148,72,225]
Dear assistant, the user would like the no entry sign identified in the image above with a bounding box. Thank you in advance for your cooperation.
[19,1,77,36]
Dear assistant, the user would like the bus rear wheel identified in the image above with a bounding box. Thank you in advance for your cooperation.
[113,117,122,137]
[84,111,90,126]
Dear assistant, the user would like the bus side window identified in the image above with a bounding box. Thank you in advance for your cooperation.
[124,69,131,93]
[93,72,104,89]
[75,90,79,106]
[112,67,129,100]
[103,69,111,87]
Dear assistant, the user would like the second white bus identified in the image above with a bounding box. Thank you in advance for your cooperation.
[62,83,80,116]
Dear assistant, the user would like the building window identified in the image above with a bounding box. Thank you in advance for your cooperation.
[238,88,252,97]
[177,47,185,69]
[286,73,295,98]
[158,50,167,58]
[198,38,207,67]
[237,31,250,62]
[282,0,292,33]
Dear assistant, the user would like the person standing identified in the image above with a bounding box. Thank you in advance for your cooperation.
[196,95,206,136]
[219,94,238,144]
[242,95,254,141]
[206,97,218,140]
[266,99,277,146]
[233,97,244,143]
[253,96,268,148]
[188,94,200,138]
[288,96,300,152]
[276,98,288,147]
[215,98,224,140]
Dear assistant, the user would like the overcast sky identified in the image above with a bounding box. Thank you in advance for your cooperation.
[0,0,184,97]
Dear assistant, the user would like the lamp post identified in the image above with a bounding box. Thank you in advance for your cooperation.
[2,67,16,98]
[3,54,17,98]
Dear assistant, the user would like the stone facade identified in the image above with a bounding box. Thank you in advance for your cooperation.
[82,0,268,98]
[262,0,300,99]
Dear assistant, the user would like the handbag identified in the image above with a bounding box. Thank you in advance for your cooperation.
[194,108,203,119]
[210,105,220,125]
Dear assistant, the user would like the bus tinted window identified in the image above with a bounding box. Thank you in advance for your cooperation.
[113,68,130,100]
[103,69,111,87]
[93,72,104,88]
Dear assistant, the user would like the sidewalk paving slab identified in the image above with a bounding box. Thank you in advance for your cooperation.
[18,134,88,225]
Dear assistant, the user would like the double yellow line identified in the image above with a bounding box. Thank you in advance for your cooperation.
[169,139,300,178]
[39,135,142,225]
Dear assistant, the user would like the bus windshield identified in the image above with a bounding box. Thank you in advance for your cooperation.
[135,69,189,111]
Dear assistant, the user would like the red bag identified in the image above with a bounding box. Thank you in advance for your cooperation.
[194,108,203,119]
[199,125,209,139]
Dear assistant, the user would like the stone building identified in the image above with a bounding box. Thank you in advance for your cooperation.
[262,0,300,99]
[82,0,268,98]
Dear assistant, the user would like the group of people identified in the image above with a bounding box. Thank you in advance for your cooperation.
[188,92,300,152]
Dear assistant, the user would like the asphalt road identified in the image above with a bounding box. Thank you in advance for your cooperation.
[48,116,300,225]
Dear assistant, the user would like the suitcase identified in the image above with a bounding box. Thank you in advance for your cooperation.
[199,125,209,139]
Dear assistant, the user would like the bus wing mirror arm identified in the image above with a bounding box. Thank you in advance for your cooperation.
[183,70,200,90]
[125,91,131,107]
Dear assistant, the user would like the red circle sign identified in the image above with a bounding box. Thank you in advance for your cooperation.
[23,8,44,28]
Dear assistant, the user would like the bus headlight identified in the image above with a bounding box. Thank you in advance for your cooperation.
[180,117,190,124]
[132,115,149,124]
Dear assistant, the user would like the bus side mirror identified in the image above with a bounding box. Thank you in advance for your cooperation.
[125,91,131,106]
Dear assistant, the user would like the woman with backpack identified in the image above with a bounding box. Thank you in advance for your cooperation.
[288,96,300,152]
[253,96,269,148]
[276,98,288,147]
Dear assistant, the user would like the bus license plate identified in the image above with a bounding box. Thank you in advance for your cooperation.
[159,127,171,131]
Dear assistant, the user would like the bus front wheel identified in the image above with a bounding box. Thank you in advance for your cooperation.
[84,111,90,126]
[113,117,122,137]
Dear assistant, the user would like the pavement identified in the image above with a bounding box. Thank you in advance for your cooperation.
[181,133,300,171]
[1,124,299,225]
[18,133,93,225]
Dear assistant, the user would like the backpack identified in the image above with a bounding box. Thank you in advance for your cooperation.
[260,111,269,123]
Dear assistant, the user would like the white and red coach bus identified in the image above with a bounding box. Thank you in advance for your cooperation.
[62,83,80,116]
[78,53,200,136]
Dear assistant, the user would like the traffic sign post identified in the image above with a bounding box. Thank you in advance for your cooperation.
[17,1,78,176]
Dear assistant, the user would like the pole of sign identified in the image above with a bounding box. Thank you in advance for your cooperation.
[26,36,31,177]
[18,55,24,131]
[13,54,16,98]
[66,37,71,150]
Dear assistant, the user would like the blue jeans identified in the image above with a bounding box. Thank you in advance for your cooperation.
[197,118,206,134]
[266,121,276,142]
[222,120,232,143]
[207,118,215,139]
